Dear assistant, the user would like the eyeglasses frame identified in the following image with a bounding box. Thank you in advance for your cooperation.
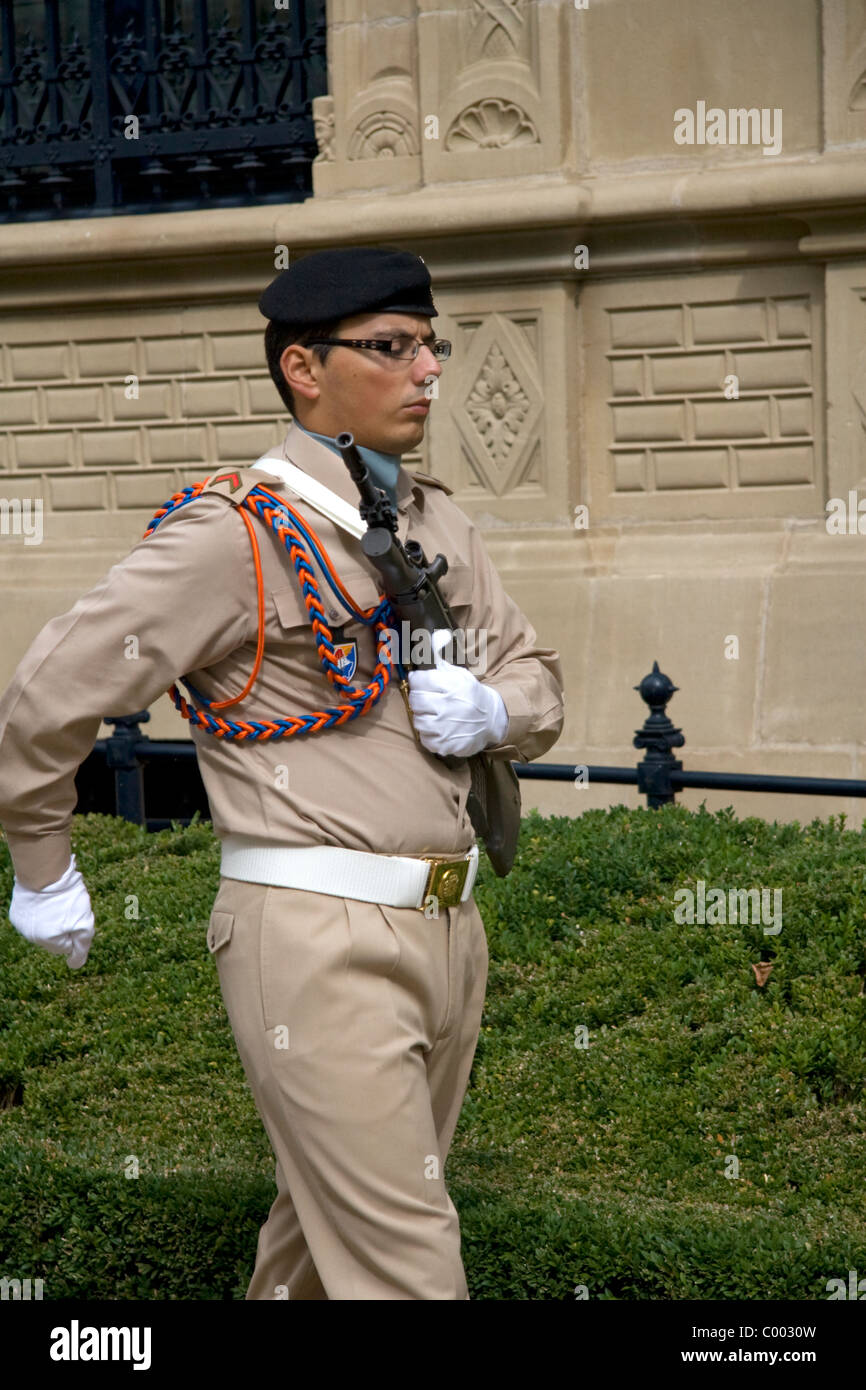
[303,336,452,362]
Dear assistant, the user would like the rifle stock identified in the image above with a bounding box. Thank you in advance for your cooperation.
[336,431,521,875]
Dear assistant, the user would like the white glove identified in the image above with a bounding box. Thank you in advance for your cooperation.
[407,629,509,758]
[8,853,95,970]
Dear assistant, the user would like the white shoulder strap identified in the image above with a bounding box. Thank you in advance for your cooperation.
[251,449,366,539]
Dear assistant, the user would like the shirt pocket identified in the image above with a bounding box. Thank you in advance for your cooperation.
[435,561,487,672]
[437,561,473,620]
[271,566,384,635]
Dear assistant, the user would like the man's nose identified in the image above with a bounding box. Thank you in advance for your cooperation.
[412,345,442,379]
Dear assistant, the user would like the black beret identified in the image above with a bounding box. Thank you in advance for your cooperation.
[258,246,437,325]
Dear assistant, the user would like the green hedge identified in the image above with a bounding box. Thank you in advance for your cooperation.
[1,804,864,1299]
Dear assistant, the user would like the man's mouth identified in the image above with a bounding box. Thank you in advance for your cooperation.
[403,400,431,413]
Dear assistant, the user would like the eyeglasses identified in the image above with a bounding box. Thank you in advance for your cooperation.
[304,336,452,362]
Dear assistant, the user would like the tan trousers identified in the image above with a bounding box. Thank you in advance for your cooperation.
[206,874,489,1300]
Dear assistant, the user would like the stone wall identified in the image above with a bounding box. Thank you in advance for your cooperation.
[2,0,866,827]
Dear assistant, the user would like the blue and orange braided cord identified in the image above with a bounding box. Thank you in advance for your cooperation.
[142,479,401,741]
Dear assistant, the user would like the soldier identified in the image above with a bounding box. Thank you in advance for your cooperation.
[0,246,564,1300]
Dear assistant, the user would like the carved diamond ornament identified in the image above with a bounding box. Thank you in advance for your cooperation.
[467,345,529,459]
[454,315,542,494]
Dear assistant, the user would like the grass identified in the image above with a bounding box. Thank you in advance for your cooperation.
[1,804,864,1299]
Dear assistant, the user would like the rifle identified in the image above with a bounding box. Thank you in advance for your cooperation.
[336,431,521,877]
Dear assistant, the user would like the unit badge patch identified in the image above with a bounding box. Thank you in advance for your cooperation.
[333,640,358,682]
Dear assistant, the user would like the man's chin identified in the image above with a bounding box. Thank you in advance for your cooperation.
[395,413,429,447]
[353,414,429,454]
[361,425,423,456]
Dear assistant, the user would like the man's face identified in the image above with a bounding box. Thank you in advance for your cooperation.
[279,311,443,454]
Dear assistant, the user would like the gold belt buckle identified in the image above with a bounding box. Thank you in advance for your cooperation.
[421,855,470,910]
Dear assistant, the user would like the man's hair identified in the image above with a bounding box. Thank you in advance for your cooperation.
[264,318,342,417]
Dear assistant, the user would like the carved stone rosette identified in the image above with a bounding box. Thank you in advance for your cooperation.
[313,0,567,197]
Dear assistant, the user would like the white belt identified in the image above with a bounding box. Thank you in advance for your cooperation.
[219,837,479,910]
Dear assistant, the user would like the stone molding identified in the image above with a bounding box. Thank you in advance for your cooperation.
[2,152,866,281]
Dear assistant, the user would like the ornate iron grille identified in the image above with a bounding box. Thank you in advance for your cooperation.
[0,0,327,220]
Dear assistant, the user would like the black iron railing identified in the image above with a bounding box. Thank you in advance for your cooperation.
[74,662,866,832]
[520,663,866,804]
[0,0,327,220]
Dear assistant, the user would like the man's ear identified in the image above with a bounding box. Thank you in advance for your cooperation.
[281,343,320,404]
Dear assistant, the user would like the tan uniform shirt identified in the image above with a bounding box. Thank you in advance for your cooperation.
[0,423,565,891]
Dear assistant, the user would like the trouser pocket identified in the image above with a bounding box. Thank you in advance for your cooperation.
[207,910,235,955]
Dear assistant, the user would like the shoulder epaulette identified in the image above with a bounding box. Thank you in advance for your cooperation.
[409,469,453,496]
[197,466,282,507]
